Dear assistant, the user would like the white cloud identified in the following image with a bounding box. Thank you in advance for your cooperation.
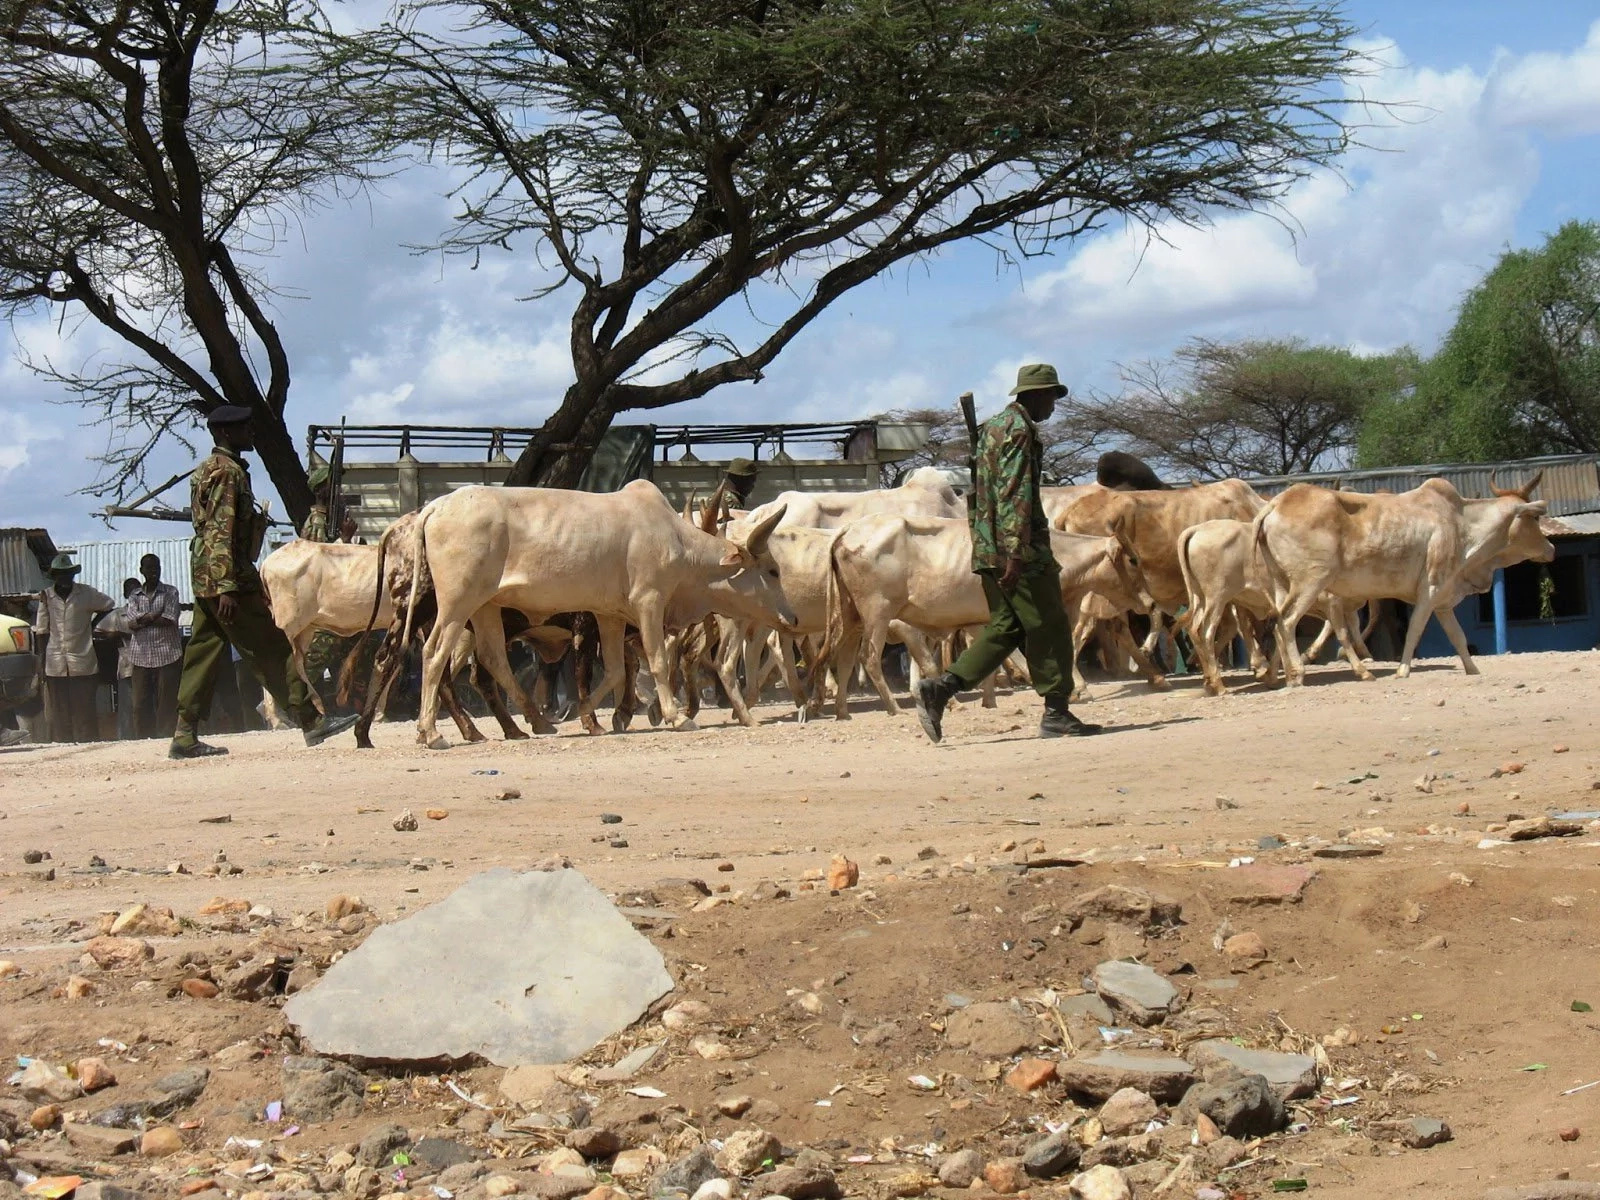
[1487,19,1600,136]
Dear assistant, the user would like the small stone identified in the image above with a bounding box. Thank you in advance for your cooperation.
[715,1128,781,1176]
[19,1060,82,1104]
[691,1181,733,1200]
[141,1126,186,1156]
[916,846,939,860]
[691,1034,733,1060]
[485,1176,522,1197]
[30,1103,61,1130]
[76,1057,118,1092]
[1021,1129,1080,1178]
[198,896,250,915]
[1222,932,1268,963]
[716,861,735,872]
[1067,1165,1131,1200]
[181,1180,218,1195]
[795,991,825,1015]
[1375,1116,1452,1149]
[1313,843,1383,859]
[182,977,220,999]
[748,1167,841,1200]
[937,1149,984,1189]
[1560,1127,1581,1142]
[326,895,365,920]
[656,1145,723,1195]
[826,855,859,890]
[86,935,154,969]
[60,974,96,999]
[1179,1074,1286,1138]
[393,810,419,831]
[714,1094,754,1117]
[983,1161,1028,1195]
[357,1123,411,1166]
[1006,1057,1057,1092]
[1195,1113,1221,1144]
[1091,960,1181,1026]
[609,1147,665,1180]
[662,998,713,1030]
[1098,1088,1158,1137]
[1502,761,1525,775]
[566,1127,623,1158]
[1067,885,1181,928]
[944,1000,1048,1056]
[874,854,892,865]
[0,958,18,978]
[1058,1053,1196,1104]
[426,808,449,820]
[65,1121,139,1156]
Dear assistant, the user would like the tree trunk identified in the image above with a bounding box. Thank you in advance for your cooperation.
[504,382,617,488]
[252,414,314,529]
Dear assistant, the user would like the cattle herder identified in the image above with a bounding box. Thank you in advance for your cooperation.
[167,406,358,759]
[914,364,1102,743]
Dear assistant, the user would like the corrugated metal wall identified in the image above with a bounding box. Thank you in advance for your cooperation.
[0,528,52,596]
[61,537,196,603]
[1247,453,1600,517]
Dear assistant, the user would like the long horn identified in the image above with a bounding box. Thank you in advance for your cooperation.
[1489,469,1516,499]
[1518,468,1544,501]
[681,488,697,522]
[701,480,728,534]
[742,503,786,560]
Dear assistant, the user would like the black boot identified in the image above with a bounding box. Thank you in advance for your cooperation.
[302,713,359,747]
[915,672,962,745]
[1040,695,1102,738]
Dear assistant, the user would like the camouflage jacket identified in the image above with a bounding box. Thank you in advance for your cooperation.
[969,401,1055,574]
[300,504,331,543]
[190,447,266,597]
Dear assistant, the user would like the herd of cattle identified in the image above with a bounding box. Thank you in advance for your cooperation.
[258,464,1555,747]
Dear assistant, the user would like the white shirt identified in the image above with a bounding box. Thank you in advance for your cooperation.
[34,583,114,678]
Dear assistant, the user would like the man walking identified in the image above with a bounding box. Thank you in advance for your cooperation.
[124,554,184,738]
[169,406,357,759]
[915,364,1102,743]
[33,553,114,742]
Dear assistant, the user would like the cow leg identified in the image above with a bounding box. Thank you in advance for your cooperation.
[858,620,900,716]
[1432,604,1479,676]
[1394,586,1440,678]
[440,667,487,743]
[1274,589,1322,687]
[1189,598,1229,696]
[354,630,406,750]
[288,629,327,716]
[1348,604,1376,663]
[614,634,642,731]
[772,632,808,721]
[1323,600,1376,681]
[575,617,627,733]
[471,613,550,736]
[631,600,690,729]
[713,625,758,728]
[1304,618,1338,663]
[418,616,469,749]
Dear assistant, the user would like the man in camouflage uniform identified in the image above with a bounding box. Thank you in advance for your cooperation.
[299,464,333,543]
[914,363,1101,743]
[169,406,357,758]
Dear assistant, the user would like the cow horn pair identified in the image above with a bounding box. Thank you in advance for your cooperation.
[700,480,729,534]
[1489,468,1544,501]
[742,504,785,560]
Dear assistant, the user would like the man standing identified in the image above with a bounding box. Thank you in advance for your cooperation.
[95,578,141,739]
[914,364,1102,743]
[125,553,183,738]
[169,406,357,759]
[33,553,114,742]
[300,464,333,542]
[716,457,760,520]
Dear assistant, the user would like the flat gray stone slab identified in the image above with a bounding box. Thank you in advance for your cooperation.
[1057,1052,1195,1103]
[1188,1040,1319,1099]
[1092,961,1181,1026]
[285,868,673,1066]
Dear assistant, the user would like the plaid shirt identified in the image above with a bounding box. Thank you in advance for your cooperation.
[123,581,183,668]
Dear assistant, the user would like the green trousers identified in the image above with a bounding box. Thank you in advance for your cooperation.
[948,563,1074,700]
[176,591,313,735]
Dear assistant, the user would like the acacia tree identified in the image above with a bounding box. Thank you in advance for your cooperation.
[339,0,1365,487]
[1360,220,1600,467]
[0,0,371,524]
[1067,337,1417,479]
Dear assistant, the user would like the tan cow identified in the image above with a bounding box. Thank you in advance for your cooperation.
[262,539,394,695]
[1254,473,1554,686]
[403,481,793,746]
[819,516,1154,718]
[741,466,963,532]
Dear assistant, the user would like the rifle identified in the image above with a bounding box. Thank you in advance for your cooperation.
[958,391,978,512]
[328,418,346,542]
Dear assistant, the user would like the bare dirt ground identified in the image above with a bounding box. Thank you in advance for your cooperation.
[4,649,1600,1200]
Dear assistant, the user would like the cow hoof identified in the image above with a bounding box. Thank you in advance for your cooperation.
[504,728,530,740]
[1395,665,1412,679]
[419,734,449,750]
[1149,675,1171,691]
[793,707,809,725]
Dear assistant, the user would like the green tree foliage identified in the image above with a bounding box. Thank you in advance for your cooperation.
[1359,220,1600,466]
[333,0,1365,487]
[1066,337,1418,480]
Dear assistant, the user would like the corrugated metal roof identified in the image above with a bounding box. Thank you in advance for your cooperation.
[1543,512,1600,538]
[0,528,55,596]
[61,537,196,604]
[1247,453,1600,517]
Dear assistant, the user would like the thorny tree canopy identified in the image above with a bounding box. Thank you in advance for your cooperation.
[0,0,371,522]
[340,0,1365,486]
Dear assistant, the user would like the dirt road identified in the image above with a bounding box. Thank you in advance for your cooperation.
[3,650,1599,1199]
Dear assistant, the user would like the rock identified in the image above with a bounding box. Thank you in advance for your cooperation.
[222,955,283,1000]
[943,1000,1048,1056]
[500,1064,561,1107]
[937,1149,984,1189]
[1222,932,1268,963]
[1562,1128,1582,1142]
[198,897,250,915]
[1091,960,1181,1026]
[282,1055,367,1122]
[566,1127,623,1159]
[592,1041,665,1082]
[747,1167,841,1200]
[141,1126,185,1156]
[485,1176,523,1197]
[427,808,450,820]
[413,1137,480,1170]
[111,903,181,937]
[76,1185,146,1200]
[86,936,154,969]
[76,1057,118,1092]
[716,1129,781,1176]
[714,1093,754,1118]
[654,878,712,906]
[1195,1113,1221,1143]
[22,849,46,863]
[1066,886,1181,928]
[1068,1165,1132,1200]
[20,1060,82,1103]
[1006,1058,1057,1092]
[1376,1117,1452,1149]
[1058,1052,1196,1104]
[1188,1041,1319,1100]
[0,958,18,979]
[394,810,419,831]
[1179,1074,1286,1138]
[150,1066,210,1112]
[1313,843,1383,859]
[1226,863,1318,905]
[1483,1189,1600,1200]
[59,974,95,999]
[609,1148,666,1180]
[1081,1134,1160,1170]
[1059,992,1116,1023]
[1201,1136,1249,1173]
[326,895,365,920]
[691,1180,734,1200]
[691,1034,732,1060]
[64,1120,139,1155]
[655,1146,722,1195]
[357,1124,412,1166]
[1021,1129,1080,1178]
[30,1103,61,1130]
[983,1161,1028,1195]
[287,869,674,1067]
[181,978,220,999]
[1098,1088,1158,1137]
[663,999,713,1030]
[826,856,858,890]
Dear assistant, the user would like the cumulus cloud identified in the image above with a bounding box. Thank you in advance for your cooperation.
[1487,19,1600,136]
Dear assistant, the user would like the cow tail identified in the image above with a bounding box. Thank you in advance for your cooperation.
[363,524,391,636]
[1176,525,1201,631]
[811,529,854,709]
[1251,500,1283,604]
[400,506,429,656]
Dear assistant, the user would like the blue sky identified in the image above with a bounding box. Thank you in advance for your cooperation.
[4,2,1600,543]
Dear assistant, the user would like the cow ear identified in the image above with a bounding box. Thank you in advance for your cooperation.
[719,548,746,568]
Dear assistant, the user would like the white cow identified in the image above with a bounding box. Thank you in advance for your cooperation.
[261,539,393,698]
[741,467,963,532]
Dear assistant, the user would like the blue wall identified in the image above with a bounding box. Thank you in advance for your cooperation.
[1414,538,1600,658]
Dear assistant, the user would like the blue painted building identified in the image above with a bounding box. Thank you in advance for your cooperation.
[1248,453,1600,658]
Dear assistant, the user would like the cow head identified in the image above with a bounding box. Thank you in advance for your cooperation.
[1108,535,1157,614]
[1490,469,1544,501]
[708,505,797,628]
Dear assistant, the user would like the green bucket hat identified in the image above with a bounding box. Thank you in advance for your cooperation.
[48,552,81,575]
[307,464,331,491]
[1009,363,1069,399]
[725,457,759,478]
